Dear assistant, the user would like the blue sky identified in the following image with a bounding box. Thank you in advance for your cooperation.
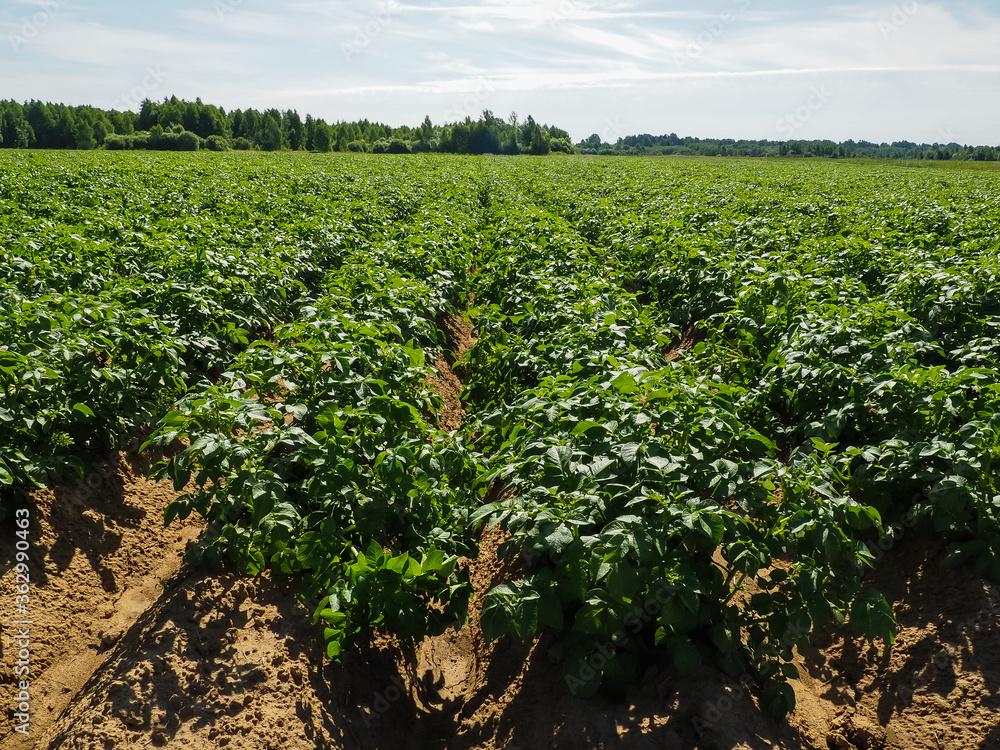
[2,0,999,144]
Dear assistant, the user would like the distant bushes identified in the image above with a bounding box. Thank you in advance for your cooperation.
[103,129,204,151]
[550,137,576,155]
[371,138,411,154]
[103,130,238,152]
[166,131,200,151]
[104,133,143,150]
[204,134,230,151]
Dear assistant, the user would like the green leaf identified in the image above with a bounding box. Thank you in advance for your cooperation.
[169,467,191,493]
[762,678,796,719]
[564,653,602,698]
[669,635,701,674]
[545,444,573,471]
[542,522,574,554]
[537,589,564,630]
[607,564,641,602]
[364,540,385,567]
[72,403,95,418]
[941,540,986,570]
[404,344,425,368]
[385,552,413,576]
[589,456,616,477]
[572,420,604,436]
[610,371,640,394]
[617,442,641,464]
[422,549,446,573]
[849,589,896,645]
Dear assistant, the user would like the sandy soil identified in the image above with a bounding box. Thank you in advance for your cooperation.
[0,444,204,750]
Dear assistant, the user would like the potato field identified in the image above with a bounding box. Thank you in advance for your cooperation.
[1,152,999,749]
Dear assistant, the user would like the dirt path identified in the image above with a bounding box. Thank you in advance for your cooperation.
[426,312,478,433]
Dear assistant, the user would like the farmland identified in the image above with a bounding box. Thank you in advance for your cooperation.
[1,151,999,749]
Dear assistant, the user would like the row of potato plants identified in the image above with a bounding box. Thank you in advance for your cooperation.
[461,159,1000,713]
[534,158,1000,580]
[461,187,891,716]
[0,152,444,506]
[142,158,492,656]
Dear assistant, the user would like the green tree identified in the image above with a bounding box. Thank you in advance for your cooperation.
[549,137,576,155]
[177,130,200,151]
[24,101,55,148]
[1,102,33,149]
[149,124,164,146]
[93,119,109,146]
[420,115,433,141]
[205,134,230,151]
[240,109,261,143]
[261,117,282,151]
[183,101,199,132]
[231,109,245,139]
[108,110,134,136]
[313,123,332,153]
[304,114,317,151]
[500,130,520,155]
[283,110,305,150]
[74,120,95,150]
[54,109,76,148]
[528,124,550,155]
[137,99,158,131]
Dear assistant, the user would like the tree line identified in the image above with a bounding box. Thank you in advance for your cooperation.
[0,97,576,155]
[577,132,1000,162]
[2,97,996,161]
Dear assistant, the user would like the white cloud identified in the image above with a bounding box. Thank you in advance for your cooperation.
[458,20,496,32]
